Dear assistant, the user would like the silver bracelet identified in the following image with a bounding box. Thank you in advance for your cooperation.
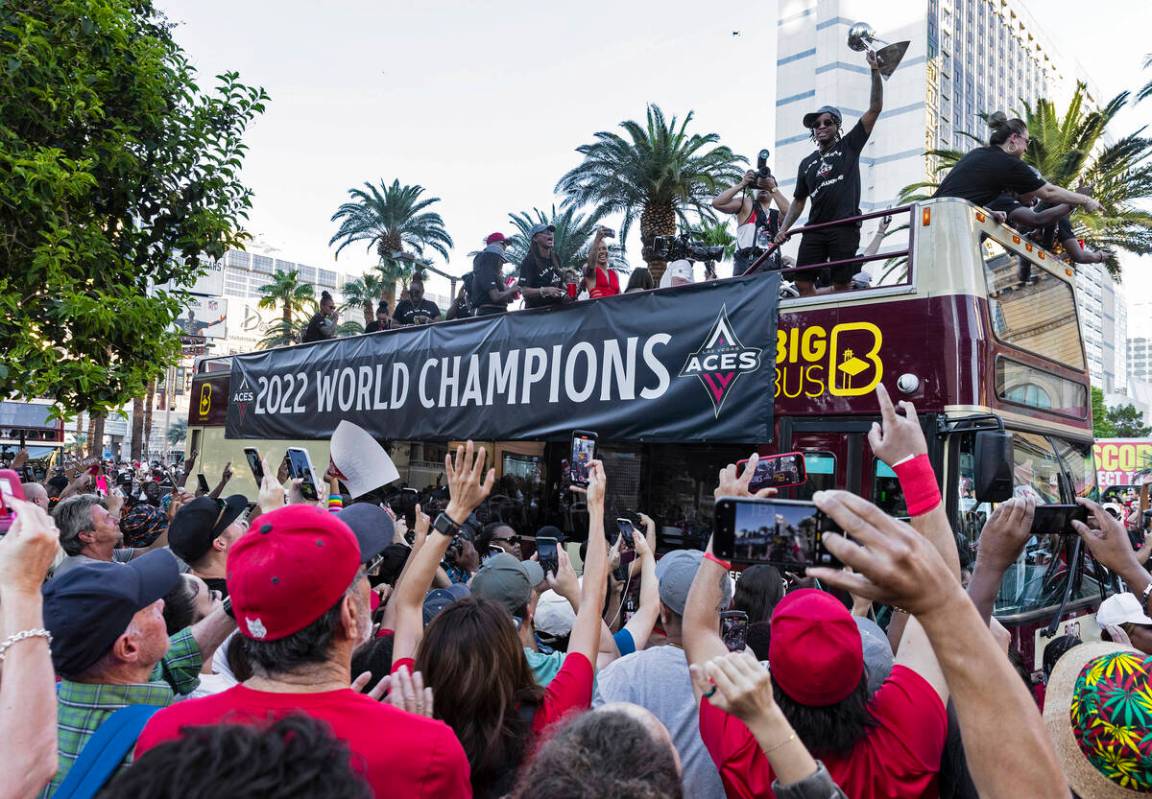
[0,628,52,662]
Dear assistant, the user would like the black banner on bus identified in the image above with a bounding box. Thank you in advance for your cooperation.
[224,273,779,443]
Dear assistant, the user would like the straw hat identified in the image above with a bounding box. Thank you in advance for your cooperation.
[1043,641,1152,797]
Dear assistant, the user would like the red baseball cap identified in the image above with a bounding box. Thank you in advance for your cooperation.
[485,232,509,245]
[227,505,361,641]
[768,589,863,707]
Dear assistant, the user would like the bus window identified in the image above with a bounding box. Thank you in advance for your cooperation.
[1049,436,1097,501]
[796,452,836,500]
[995,359,1087,419]
[980,236,1085,369]
[1011,432,1062,503]
[873,459,907,517]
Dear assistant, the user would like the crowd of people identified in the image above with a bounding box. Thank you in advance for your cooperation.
[295,54,1107,341]
[1,385,1151,798]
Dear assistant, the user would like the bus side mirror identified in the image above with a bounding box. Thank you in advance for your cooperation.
[974,430,1014,503]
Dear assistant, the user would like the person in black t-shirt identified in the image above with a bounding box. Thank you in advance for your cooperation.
[301,290,338,343]
[392,277,441,326]
[775,52,885,295]
[471,232,520,316]
[364,302,392,333]
[519,223,572,308]
[935,113,1101,216]
[712,167,790,276]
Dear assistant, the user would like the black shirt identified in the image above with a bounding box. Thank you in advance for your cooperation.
[393,299,441,326]
[364,319,388,333]
[934,146,1045,207]
[794,120,870,225]
[301,313,336,343]
[471,250,508,312]
[519,251,565,308]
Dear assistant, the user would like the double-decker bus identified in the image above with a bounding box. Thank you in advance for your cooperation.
[187,198,1099,670]
[0,398,67,476]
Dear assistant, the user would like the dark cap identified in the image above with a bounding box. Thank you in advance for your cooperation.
[336,503,394,564]
[423,583,470,625]
[527,223,556,239]
[471,553,545,614]
[535,524,565,543]
[802,105,843,129]
[169,495,250,564]
[43,550,181,676]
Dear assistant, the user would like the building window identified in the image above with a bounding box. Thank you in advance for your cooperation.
[252,254,274,274]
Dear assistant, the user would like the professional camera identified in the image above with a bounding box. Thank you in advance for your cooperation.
[650,233,723,263]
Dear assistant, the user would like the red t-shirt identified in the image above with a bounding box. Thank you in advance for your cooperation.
[531,651,593,735]
[588,267,620,299]
[137,684,472,798]
[699,665,947,799]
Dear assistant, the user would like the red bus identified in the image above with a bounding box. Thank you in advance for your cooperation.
[187,198,1099,672]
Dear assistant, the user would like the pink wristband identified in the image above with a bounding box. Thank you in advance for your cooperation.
[892,454,941,516]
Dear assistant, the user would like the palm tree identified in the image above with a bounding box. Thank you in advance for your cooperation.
[166,418,187,449]
[256,269,315,348]
[687,220,738,262]
[900,84,1152,278]
[504,206,627,276]
[341,271,387,325]
[329,180,454,307]
[1138,54,1151,104]
[556,104,745,281]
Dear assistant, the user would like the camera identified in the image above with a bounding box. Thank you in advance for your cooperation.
[650,233,723,263]
[757,149,771,180]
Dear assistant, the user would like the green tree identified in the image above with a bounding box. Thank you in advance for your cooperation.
[901,85,1152,278]
[504,206,626,275]
[1093,386,1116,438]
[556,105,744,282]
[256,270,314,349]
[1106,403,1152,438]
[329,180,454,307]
[341,271,387,325]
[687,220,738,261]
[0,0,266,415]
[166,418,187,448]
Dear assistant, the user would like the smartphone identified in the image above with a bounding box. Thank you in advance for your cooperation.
[243,447,264,486]
[616,518,635,548]
[196,473,211,494]
[569,430,598,487]
[0,468,26,535]
[1031,504,1089,535]
[713,497,842,571]
[736,452,807,491]
[286,447,320,502]
[536,536,559,578]
[720,610,750,652]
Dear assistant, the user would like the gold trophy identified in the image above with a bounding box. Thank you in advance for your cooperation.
[847,22,910,79]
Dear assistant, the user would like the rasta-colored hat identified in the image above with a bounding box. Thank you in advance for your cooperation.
[1044,642,1152,797]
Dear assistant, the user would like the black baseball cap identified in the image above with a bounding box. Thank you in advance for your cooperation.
[169,494,250,564]
[802,105,843,129]
[336,503,393,564]
[42,550,181,676]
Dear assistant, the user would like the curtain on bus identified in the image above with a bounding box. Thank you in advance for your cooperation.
[224,273,780,444]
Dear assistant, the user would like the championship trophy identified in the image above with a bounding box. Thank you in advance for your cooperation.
[847,22,910,79]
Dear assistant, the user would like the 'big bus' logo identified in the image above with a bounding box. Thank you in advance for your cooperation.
[198,383,212,419]
[775,322,883,398]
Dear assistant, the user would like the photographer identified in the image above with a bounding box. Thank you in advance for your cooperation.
[584,226,621,299]
[519,223,571,309]
[712,167,790,276]
[471,233,520,316]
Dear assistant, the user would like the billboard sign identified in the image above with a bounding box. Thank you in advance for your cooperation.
[1093,438,1152,488]
[175,297,228,340]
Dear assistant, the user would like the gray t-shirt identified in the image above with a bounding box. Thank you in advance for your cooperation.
[594,645,726,799]
[52,550,135,578]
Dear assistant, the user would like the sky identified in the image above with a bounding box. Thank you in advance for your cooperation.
[156,0,1152,304]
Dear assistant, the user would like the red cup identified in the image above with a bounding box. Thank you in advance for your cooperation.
[566,282,578,299]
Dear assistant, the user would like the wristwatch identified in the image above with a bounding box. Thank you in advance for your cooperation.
[433,512,463,537]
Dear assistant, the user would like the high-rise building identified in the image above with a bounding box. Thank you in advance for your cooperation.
[1074,262,1126,391]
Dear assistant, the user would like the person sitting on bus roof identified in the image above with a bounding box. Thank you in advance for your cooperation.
[934,112,1101,218]
[773,50,885,297]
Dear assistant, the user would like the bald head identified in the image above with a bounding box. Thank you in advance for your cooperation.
[22,482,48,510]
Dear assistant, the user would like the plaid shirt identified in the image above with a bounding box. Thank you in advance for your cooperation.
[44,628,203,797]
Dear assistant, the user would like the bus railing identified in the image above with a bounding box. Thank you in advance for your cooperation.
[742,204,915,285]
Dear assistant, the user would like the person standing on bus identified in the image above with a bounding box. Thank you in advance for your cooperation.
[713,168,790,276]
[519,223,571,308]
[584,227,621,299]
[773,51,885,296]
[392,276,442,326]
[472,233,521,316]
[301,290,338,343]
[934,113,1101,215]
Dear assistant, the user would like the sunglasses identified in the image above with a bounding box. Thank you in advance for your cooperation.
[493,535,522,545]
[812,118,838,129]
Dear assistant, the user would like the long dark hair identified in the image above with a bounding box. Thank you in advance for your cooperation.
[987,111,1027,147]
[733,565,784,623]
[415,597,545,798]
[773,673,877,756]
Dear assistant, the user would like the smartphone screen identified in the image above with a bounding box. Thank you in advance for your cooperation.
[616,518,635,548]
[1031,504,1089,535]
[720,610,749,652]
[737,453,807,491]
[713,498,841,570]
[536,537,559,577]
[569,431,598,486]
[196,474,210,494]
[287,448,319,501]
[244,447,264,486]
